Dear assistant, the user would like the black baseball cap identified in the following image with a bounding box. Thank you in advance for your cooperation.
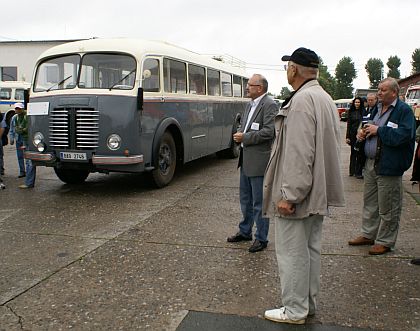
[281,47,319,68]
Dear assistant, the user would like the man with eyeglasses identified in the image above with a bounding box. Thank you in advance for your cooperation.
[263,48,345,324]
[227,74,277,253]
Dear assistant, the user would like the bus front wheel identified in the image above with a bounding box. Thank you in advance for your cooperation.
[54,168,89,184]
[151,132,176,188]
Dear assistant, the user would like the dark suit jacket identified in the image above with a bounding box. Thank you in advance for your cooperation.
[238,94,277,177]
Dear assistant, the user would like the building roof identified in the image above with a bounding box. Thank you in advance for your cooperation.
[0,39,86,44]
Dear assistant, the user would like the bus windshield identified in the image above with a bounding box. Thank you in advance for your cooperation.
[80,53,136,90]
[34,55,80,92]
[33,53,136,92]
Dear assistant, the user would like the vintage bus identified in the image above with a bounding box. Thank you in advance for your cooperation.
[25,38,249,187]
[0,80,31,124]
[405,85,420,126]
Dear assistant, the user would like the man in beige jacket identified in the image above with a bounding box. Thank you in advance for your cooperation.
[263,48,345,325]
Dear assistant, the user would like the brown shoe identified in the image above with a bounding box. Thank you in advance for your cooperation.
[369,244,391,255]
[348,236,374,246]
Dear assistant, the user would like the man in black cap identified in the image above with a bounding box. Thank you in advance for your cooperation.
[263,47,345,324]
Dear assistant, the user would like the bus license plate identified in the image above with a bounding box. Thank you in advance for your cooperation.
[60,152,87,161]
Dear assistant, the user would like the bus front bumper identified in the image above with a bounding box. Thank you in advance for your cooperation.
[24,152,144,165]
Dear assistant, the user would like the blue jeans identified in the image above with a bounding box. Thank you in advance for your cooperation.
[0,139,4,173]
[238,168,269,242]
[23,140,36,187]
[16,137,26,175]
[24,159,36,187]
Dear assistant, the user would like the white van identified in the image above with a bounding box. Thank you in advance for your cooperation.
[0,81,31,126]
[405,85,420,125]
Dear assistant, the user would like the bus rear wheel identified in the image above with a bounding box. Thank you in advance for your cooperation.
[151,132,176,188]
[54,168,89,184]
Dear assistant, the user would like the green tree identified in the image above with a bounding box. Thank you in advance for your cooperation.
[411,48,420,74]
[365,58,384,88]
[335,56,356,98]
[386,55,401,79]
[277,86,292,99]
[318,57,336,98]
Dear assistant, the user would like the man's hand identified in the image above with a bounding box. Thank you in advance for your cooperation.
[233,132,244,143]
[364,124,378,138]
[277,200,295,216]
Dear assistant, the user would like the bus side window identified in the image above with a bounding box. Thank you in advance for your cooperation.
[143,58,160,92]
[163,58,186,94]
[188,64,205,95]
[233,75,242,97]
[242,78,248,98]
[0,88,11,100]
[14,89,25,100]
[221,72,232,97]
[207,69,220,96]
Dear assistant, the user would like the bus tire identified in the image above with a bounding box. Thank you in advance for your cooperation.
[151,132,176,187]
[54,168,89,184]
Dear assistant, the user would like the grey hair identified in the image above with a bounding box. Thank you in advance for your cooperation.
[380,77,400,94]
[254,74,269,92]
[294,63,319,79]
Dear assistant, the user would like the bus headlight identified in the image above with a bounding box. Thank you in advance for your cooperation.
[107,134,121,150]
[37,142,46,152]
[33,132,44,147]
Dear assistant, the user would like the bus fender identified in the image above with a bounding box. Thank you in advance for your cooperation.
[151,117,183,166]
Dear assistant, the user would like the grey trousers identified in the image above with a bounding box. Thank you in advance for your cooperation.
[361,159,402,248]
[274,214,323,320]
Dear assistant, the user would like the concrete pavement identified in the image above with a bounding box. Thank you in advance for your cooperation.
[0,121,419,330]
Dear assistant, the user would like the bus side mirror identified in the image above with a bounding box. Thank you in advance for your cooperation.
[137,87,143,111]
[24,89,30,107]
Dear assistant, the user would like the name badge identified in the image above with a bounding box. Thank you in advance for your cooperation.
[251,122,260,130]
[387,121,398,129]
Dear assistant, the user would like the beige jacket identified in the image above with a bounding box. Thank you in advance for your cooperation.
[263,80,345,219]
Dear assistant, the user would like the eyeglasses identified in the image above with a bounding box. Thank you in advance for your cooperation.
[247,84,261,87]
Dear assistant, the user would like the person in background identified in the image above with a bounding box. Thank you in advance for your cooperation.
[13,103,36,189]
[346,97,365,178]
[0,111,5,176]
[410,125,420,192]
[263,47,345,324]
[348,77,416,255]
[9,103,26,178]
[0,114,6,188]
[227,74,277,253]
[365,93,378,118]
[358,93,378,175]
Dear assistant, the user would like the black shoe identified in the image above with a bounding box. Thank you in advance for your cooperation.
[227,232,252,243]
[248,239,268,253]
[356,175,364,179]
[411,258,420,265]
[18,173,26,178]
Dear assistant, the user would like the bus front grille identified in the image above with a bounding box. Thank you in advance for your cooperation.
[49,107,99,150]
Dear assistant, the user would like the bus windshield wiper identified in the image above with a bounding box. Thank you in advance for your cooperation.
[108,69,136,90]
[46,75,73,92]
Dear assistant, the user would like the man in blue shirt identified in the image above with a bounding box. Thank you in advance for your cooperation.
[348,77,416,255]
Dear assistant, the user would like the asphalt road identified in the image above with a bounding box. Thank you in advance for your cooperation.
[0,122,419,330]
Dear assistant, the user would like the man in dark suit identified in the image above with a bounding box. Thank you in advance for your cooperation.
[227,74,277,252]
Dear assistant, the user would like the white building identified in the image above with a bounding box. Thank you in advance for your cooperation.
[0,39,84,83]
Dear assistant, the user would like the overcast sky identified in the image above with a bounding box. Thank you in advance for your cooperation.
[1,0,419,95]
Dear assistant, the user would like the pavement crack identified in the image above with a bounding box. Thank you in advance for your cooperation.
[5,304,24,329]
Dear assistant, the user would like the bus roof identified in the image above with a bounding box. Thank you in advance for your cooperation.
[36,38,248,77]
[334,98,353,103]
